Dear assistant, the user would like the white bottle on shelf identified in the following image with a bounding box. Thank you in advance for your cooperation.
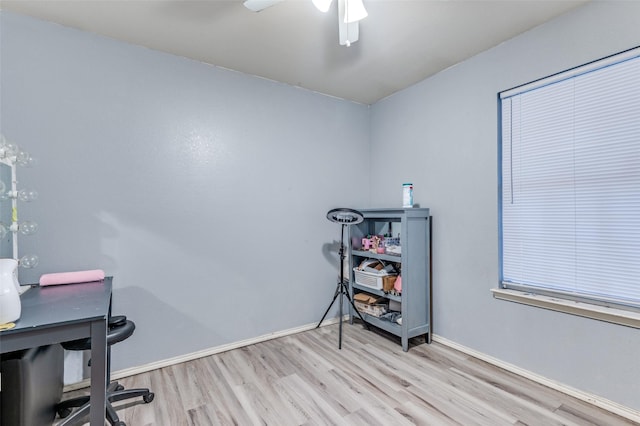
[402,183,413,208]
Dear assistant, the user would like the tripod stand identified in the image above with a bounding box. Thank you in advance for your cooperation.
[317,208,369,349]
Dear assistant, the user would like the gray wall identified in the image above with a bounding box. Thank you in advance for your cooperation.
[370,1,640,411]
[0,11,370,371]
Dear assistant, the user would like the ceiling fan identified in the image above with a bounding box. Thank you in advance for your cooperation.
[242,0,368,47]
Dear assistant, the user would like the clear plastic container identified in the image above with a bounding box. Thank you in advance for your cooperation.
[402,183,413,208]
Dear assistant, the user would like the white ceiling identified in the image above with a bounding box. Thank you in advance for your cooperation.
[0,0,588,104]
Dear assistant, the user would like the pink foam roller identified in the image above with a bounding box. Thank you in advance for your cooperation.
[39,269,105,286]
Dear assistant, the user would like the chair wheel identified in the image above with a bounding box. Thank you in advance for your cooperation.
[143,392,155,403]
[57,407,72,418]
[114,422,126,426]
[116,384,125,391]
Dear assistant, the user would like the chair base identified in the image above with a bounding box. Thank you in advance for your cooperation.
[57,381,154,426]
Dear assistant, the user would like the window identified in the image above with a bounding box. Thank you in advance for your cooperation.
[498,47,640,314]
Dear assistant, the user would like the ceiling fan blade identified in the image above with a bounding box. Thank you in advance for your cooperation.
[243,0,283,12]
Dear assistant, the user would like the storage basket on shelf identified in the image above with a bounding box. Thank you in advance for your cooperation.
[353,259,397,291]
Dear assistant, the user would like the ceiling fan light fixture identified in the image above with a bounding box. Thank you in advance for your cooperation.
[338,0,359,46]
[312,0,333,13]
[344,0,367,23]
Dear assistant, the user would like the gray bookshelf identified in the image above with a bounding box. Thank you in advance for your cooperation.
[348,208,431,351]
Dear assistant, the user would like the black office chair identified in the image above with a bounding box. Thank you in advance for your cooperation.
[56,315,154,426]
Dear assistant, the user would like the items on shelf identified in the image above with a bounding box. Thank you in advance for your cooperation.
[361,235,383,253]
[354,292,387,318]
[353,259,398,291]
[354,292,402,324]
[380,311,402,324]
[385,244,401,256]
[390,275,402,295]
[360,234,402,256]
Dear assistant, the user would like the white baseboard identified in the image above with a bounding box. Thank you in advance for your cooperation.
[432,334,640,424]
[63,316,342,392]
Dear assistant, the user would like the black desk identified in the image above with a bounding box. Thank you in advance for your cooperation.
[0,277,112,426]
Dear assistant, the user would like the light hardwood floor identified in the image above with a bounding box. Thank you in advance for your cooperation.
[58,322,637,426]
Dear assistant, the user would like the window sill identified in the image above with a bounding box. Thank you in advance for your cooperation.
[491,288,640,329]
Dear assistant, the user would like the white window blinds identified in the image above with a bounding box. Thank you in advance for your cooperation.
[500,47,640,308]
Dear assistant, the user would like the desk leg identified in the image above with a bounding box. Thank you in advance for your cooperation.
[90,318,107,425]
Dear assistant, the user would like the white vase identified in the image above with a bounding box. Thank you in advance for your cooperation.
[0,258,21,324]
